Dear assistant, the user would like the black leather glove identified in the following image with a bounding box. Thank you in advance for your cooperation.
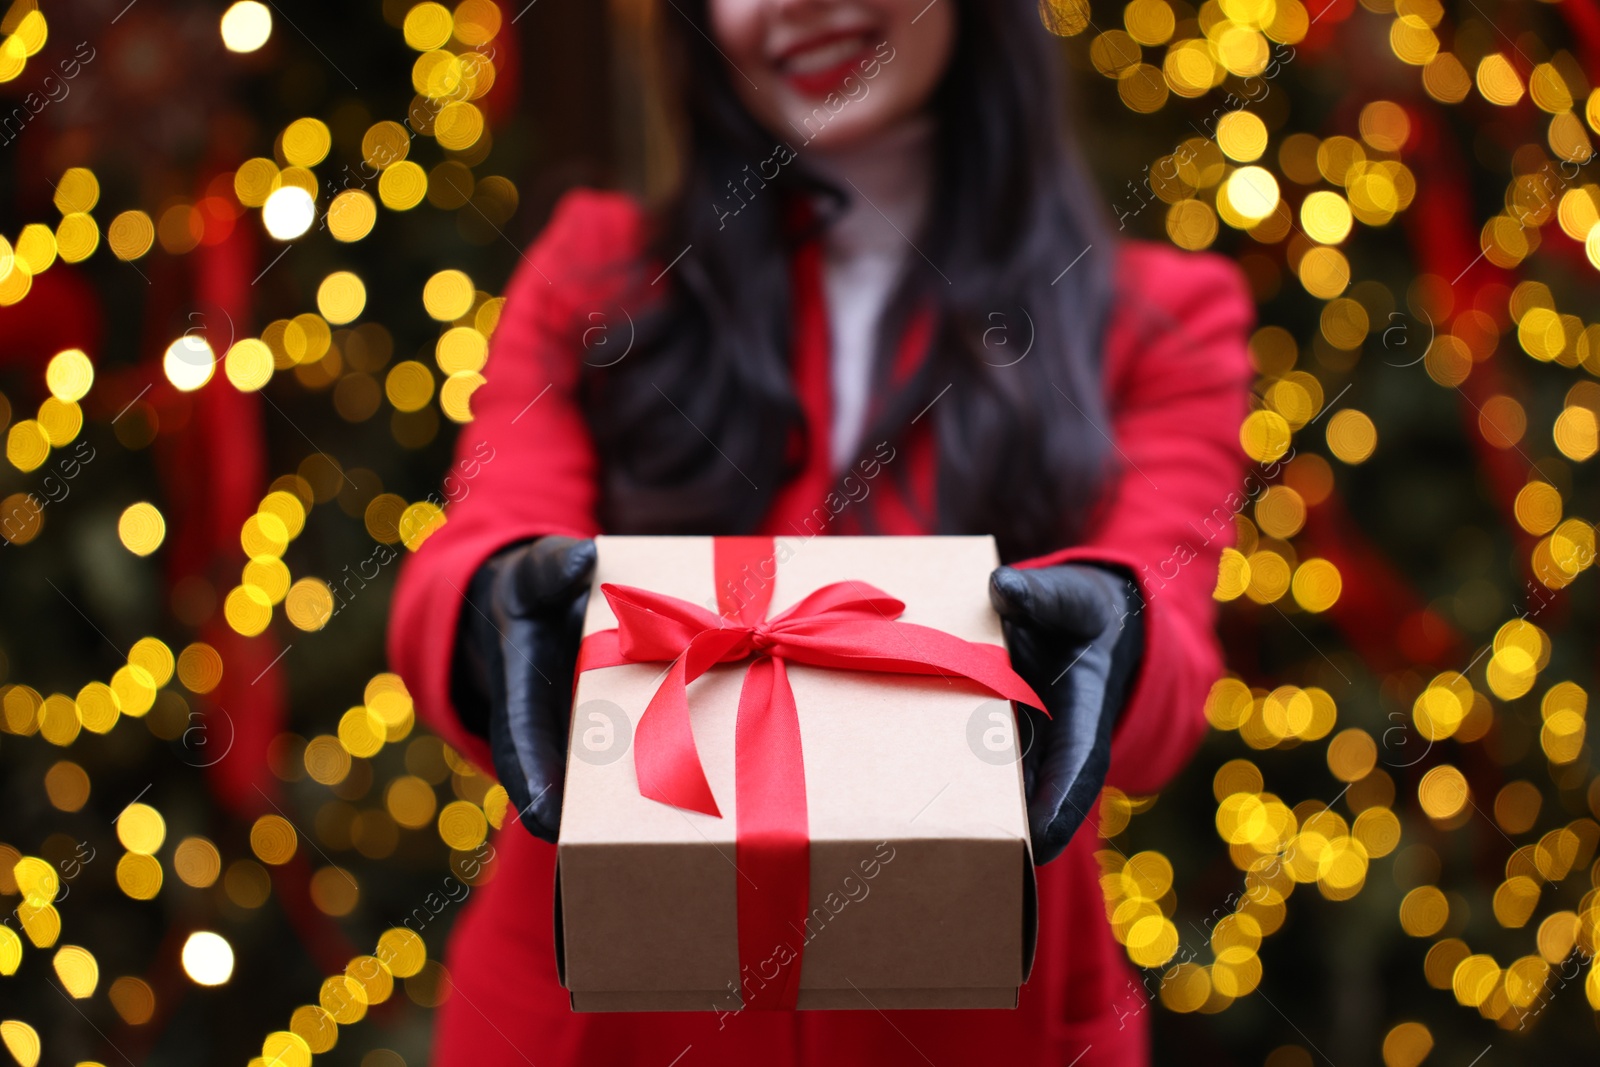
[989,563,1145,865]
[451,536,596,842]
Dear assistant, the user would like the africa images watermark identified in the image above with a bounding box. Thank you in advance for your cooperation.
[317,440,498,626]
[562,437,902,773]
[2,840,96,937]
[1112,40,1297,230]
[0,40,96,148]
[708,439,898,622]
[0,438,96,547]
[714,39,898,230]
[710,840,898,1026]
[399,838,497,936]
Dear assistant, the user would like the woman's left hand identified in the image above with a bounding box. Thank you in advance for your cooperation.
[989,563,1145,865]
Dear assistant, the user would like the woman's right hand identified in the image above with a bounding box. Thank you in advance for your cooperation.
[454,536,596,842]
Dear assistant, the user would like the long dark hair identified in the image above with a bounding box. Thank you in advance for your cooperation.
[579,0,1116,562]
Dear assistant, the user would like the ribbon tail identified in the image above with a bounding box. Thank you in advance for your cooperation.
[776,621,1049,714]
[633,655,722,818]
[735,656,809,1010]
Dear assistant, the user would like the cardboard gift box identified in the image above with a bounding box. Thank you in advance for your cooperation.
[555,535,1040,1013]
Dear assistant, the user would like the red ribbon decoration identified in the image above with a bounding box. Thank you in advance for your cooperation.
[575,537,1044,1009]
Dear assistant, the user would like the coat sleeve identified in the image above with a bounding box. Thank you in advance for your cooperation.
[1015,245,1255,797]
[385,189,641,771]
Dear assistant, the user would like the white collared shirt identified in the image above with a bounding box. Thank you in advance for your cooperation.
[804,115,934,472]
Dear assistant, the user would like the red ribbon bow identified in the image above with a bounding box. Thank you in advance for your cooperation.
[574,537,1043,1010]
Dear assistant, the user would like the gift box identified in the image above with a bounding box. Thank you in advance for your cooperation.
[555,535,1040,1012]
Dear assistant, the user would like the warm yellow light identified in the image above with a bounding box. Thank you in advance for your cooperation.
[398,501,447,551]
[251,815,299,865]
[262,186,316,241]
[109,210,156,260]
[164,335,216,392]
[1554,406,1598,461]
[177,643,225,694]
[128,637,174,687]
[181,931,235,986]
[242,557,291,605]
[1225,166,1280,222]
[1327,409,1376,463]
[233,158,279,207]
[422,269,475,321]
[114,854,162,904]
[285,578,335,631]
[1166,199,1218,250]
[1239,409,1291,462]
[118,503,167,557]
[1513,481,1561,535]
[1291,558,1341,612]
[435,101,485,150]
[440,371,486,423]
[224,338,274,392]
[224,585,273,637]
[1418,765,1469,820]
[174,837,223,888]
[52,945,99,999]
[385,361,436,412]
[1476,53,1524,107]
[220,2,273,52]
[317,271,367,325]
[1358,100,1410,152]
[438,800,489,850]
[282,118,332,167]
[15,223,56,273]
[454,0,505,46]
[1382,1021,1434,1067]
[1216,111,1268,162]
[379,161,428,211]
[404,3,455,50]
[46,349,94,402]
[55,214,99,264]
[0,929,21,977]
[1301,190,1353,244]
[1212,548,1251,601]
[328,190,378,242]
[54,168,100,215]
[0,1021,40,1067]
[117,802,167,854]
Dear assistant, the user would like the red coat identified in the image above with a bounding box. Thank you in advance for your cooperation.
[387,189,1254,1066]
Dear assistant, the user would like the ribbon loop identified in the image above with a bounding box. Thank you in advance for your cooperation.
[603,582,725,662]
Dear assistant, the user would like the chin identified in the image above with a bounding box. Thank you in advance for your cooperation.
[774,99,900,152]
[791,118,874,150]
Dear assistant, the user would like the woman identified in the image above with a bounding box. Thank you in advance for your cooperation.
[388,0,1254,1063]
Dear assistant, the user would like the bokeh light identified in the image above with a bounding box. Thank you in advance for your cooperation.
[221,2,272,52]
[181,932,235,986]
[117,503,166,557]
[163,336,217,392]
[263,186,316,240]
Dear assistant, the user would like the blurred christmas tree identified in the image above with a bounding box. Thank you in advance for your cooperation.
[1053,0,1600,1063]
[0,0,1596,1065]
[0,1,610,1063]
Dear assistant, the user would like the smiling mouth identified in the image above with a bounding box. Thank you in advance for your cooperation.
[775,29,880,97]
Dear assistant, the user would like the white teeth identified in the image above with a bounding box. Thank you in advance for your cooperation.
[784,35,867,75]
